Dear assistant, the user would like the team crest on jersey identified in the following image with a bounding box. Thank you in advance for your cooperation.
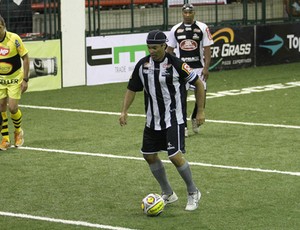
[15,40,20,48]
[143,62,151,68]
[181,63,193,74]
[0,47,9,56]
[179,39,198,51]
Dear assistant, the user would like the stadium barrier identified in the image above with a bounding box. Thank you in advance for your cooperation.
[1,0,298,40]
[85,22,300,86]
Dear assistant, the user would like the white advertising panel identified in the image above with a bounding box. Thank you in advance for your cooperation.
[86,33,151,85]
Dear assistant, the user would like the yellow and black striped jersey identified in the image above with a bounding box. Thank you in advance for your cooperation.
[0,31,28,77]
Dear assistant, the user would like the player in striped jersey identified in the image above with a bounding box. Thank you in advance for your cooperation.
[119,30,205,211]
[0,15,29,150]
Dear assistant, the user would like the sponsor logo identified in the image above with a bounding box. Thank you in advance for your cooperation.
[179,39,198,51]
[210,28,252,70]
[0,79,19,84]
[192,33,200,40]
[87,44,148,66]
[287,34,300,52]
[181,56,200,62]
[167,142,175,150]
[0,47,9,56]
[177,35,186,40]
[259,34,284,55]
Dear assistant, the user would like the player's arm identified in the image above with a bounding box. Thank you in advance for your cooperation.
[202,46,211,81]
[119,89,136,126]
[21,53,30,93]
[193,78,205,126]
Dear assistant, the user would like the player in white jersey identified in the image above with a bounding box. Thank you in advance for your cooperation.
[166,3,214,136]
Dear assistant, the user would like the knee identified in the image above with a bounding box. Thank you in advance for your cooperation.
[169,152,186,167]
[8,105,18,114]
[143,154,159,165]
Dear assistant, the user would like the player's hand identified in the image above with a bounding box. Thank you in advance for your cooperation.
[201,68,209,81]
[196,110,205,126]
[21,81,28,93]
[119,112,128,126]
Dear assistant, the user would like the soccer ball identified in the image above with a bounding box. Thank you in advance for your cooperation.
[141,193,164,216]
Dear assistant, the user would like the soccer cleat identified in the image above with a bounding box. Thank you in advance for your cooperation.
[191,118,200,134]
[0,138,11,151]
[14,129,24,147]
[185,189,201,211]
[161,192,178,205]
[185,127,189,137]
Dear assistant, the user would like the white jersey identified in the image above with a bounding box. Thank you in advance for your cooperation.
[167,21,214,69]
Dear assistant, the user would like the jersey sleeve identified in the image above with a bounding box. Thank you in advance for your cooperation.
[14,34,28,57]
[167,24,179,48]
[170,54,199,85]
[180,63,199,85]
[202,24,214,47]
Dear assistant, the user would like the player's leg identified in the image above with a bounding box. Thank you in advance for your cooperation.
[0,95,10,150]
[8,83,24,147]
[167,123,201,210]
[141,126,176,204]
[0,111,2,131]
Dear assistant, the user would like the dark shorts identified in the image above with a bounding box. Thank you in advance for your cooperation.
[141,123,186,157]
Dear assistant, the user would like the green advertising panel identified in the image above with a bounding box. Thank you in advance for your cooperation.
[24,39,61,92]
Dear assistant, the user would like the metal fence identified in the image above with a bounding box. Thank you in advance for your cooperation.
[0,0,299,40]
[86,0,300,36]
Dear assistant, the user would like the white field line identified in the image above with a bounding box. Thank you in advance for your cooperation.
[188,81,300,100]
[19,146,300,177]
[19,105,300,129]
[0,211,137,230]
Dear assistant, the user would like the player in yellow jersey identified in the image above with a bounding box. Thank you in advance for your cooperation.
[0,15,29,150]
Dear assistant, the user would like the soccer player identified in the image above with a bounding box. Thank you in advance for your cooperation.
[166,3,214,136]
[119,30,205,211]
[0,15,29,150]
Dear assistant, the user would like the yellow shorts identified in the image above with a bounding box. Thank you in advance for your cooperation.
[0,76,22,100]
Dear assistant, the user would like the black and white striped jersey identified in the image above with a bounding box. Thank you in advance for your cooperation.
[127,52,199,131]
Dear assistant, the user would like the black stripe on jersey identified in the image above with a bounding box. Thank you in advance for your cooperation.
[0,54,22,75]
[164,63,177,124]
[142,66,155,129]
[154,62,167,130]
